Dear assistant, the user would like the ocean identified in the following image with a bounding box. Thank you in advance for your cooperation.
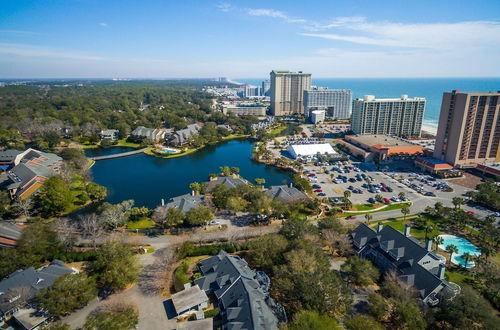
[236,78,500,129]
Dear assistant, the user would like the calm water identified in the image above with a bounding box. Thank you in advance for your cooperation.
[88,140,291,208]
[239,78,500,128]
[85,146,135,157]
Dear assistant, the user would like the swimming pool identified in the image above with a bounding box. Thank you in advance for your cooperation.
[438,234,481,268]
[159,148,179,154]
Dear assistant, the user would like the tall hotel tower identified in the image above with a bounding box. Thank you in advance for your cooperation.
[270,70,312,116]
[434,90,500,167]
[351,95,426,138]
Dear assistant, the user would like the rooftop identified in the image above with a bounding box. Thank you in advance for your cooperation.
[171,285,208,314]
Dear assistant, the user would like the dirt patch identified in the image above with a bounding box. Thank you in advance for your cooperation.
[446,172,483,189]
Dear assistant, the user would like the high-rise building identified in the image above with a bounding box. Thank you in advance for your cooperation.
[303,87,352,119]
[351,95,425,138]
[433,90,500,167]
[270,70,312,116]
[262,80,271,97]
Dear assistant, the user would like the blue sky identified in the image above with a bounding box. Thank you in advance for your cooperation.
[1,0,499,78]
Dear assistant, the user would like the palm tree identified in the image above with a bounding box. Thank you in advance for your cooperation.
[344,190,352,199]
[422,222,434,240]
[452,197,465,209]
[434,201,443,212]
[433,235,444,252]
[445,244,459,265]
[461,252,472,268]
[375,194,383,203]
[401,206,410,221]
[398,191,406,200]
[364,213,373,223]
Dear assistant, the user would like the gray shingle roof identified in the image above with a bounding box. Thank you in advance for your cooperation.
[0,221,22,241]
[0,150,22,163]
[171,285,208,314]
[205,177,249,192]
[0,260,74,314]
[194,251,279,330]
[265,185,308,203]
[164,194,205,213]
[350,223,446,301]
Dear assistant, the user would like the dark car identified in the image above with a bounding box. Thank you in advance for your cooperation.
[318,193,326,196]
[349,178,356,182]
[368,198,376,203]
[387,187,393,192]
[312,184,321,189]
[346,215,356,220]
[314,189,323,193]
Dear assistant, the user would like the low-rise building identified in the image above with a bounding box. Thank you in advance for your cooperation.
[414,157,454,175]
[342,135,424,162]
[194,251,284,329]
[0,149,63,200]
[0,260,76,318]
[100,129,119,140]
[164,193,206,213]
[205,176,249,193]
[130,126,170,141]
[350,223,458,306]
[287,143,337,159]
[171,284,209,318]
[0,221,22,248]
[265,185,309,203]
[170,124,202,146]
[221,104,267,116]
[310,110,326,124]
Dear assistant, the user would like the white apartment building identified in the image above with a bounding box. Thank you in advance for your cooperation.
[310,110,326,124]
[304,88,352,119]
[351,95,425,138]
[270,70,312,116]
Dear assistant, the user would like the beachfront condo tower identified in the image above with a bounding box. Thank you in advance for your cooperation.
[351,95,426,138]
[270,70,312,116]
[434,90,500,167]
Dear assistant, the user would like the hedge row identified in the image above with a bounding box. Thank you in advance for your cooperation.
[53,251,98,262]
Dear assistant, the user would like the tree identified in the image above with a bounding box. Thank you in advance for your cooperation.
[85,182,107,202]
[36,176,73,216]
[83,303,138,330]
[318,216,346,233]
[219,166,232,176]
[291,174,312,193]
[185,205,214,226]
[0,190,11,217]
[398,191,406,199]
[461,252,472,268]
[152,207,184,228]
[273,248,351,317]
[344,315,384,330]
[390,299,426,330]
[227,196,249,214]
[364,213,373,223]
[341,256,380,286]
[287,310,339,330]
[452,196,466,209]
[445,244,458,265]
[17,223,63,267]
[279,217,314,240]
[230,167,240,175]
[189,182,202,195]
[93,240,141,291]
[248,234,288,274]
[41,321,71,330]
[37,273,97,316]
[433,235,444,252]
[79,213,105,251]
[254,178,265,187]
[400,206,410,221]
[100,200,134,229]
[343,190,351,199]
[368,292,387,321]
[375,194,383,203]
[12,198,33,218]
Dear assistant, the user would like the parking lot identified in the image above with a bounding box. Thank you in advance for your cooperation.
[300,159,496,221]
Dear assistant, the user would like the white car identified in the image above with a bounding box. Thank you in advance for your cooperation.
[209,220,221,225]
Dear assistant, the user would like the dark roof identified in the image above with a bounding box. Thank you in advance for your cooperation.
[351,223,445,301]
[164,194,205,213]
[205,176,249,192]
[0,150,22,163]
[265,185,309,203]
[194,251,279,330]
[0,260,74,314]
[0,221,22,241]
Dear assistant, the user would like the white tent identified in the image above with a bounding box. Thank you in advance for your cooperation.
[287,143,337,159]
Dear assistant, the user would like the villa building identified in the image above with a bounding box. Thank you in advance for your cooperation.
[265,185,309,203]
[130,126,170,141]
[0,221,22,248]
[194,251,285,329]
[100,129,119,140]
[170,284,209,319]
[350,223,457,306]
[0,149,62,200]
[205,176,249,193]
[163,193,206,213]
[170,124,202,146]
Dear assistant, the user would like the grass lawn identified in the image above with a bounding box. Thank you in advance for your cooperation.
[354,204,377,211]
[126,218,155,230]
[445,269,473,285]
[269,125,286,136]
[344,202,411,216]
[115,138,141,148]
[221,134,249,140]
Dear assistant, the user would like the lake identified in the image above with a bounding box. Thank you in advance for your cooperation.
[86,140,291,208]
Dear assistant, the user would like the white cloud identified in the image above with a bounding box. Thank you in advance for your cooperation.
[301,18,500,50]
[0,42,106,61]
[216,2,233,12]
[99,22,108,27]
[246,8,305,24]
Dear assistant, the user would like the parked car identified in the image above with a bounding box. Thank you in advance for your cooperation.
[466,211,474,215]
[346,215,356,220]
[209,220,221,225]
[314,189,323,193]
[383,198,391,203]
[318,193,326,196]
[368,198,376,204]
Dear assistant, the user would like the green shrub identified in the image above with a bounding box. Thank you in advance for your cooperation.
[204,308,220,318]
